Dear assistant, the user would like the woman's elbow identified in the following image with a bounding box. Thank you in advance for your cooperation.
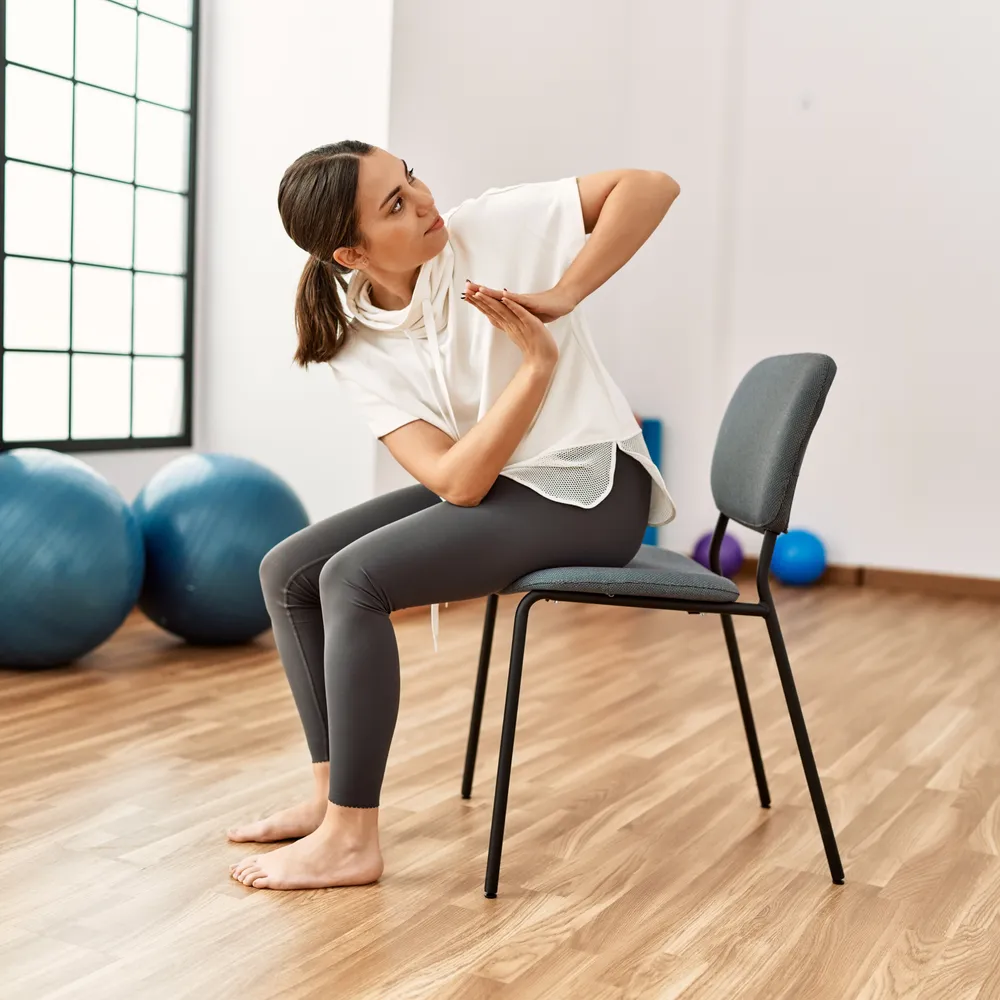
[442,489,484,507]
[446,493,484,508]
[651,170,680,200]
[439,474,489,507]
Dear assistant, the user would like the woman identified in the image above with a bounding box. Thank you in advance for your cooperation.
[228,140,679,890]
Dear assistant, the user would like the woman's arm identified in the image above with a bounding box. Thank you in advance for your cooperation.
[379,295,557,507]
[470,169,680,322]
[379,362,552,507]
[560,170,680,306]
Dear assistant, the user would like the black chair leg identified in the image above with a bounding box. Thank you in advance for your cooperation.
[765,608,845,884]
[721,614,771,808]
[462,594,498,800]
[484,592,539,898]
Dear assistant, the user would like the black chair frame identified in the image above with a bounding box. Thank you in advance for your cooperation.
[461,513,845,898]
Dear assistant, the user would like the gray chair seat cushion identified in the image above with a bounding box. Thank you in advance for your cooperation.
[501,544,740,602]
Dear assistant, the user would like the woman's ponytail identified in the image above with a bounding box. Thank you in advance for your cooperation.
[277,140,374,367]
[292,257,350,367]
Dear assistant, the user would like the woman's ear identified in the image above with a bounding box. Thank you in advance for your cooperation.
[333,246,366,269]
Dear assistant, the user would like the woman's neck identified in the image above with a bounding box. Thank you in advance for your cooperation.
[366,265,421,312]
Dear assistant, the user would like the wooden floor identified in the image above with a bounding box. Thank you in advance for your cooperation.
[3,581,1000,999]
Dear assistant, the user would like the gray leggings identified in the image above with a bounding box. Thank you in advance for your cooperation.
[259,450,651,807]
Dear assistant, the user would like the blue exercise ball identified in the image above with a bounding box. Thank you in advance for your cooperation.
[772,529,827,586]
[0,449,145,668]
[133,454,309,645]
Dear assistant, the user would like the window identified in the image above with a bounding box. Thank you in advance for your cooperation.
[1,0,199,452]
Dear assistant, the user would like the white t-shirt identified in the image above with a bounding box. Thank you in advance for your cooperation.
[329,176,675,529]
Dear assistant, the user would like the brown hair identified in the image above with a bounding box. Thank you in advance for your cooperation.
[277,140,375,367]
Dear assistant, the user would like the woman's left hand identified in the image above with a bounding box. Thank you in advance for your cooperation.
[465,280,579,324]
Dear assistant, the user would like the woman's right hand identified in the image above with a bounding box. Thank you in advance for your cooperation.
[464,281,558,369]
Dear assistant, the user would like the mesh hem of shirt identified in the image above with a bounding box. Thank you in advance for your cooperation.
[499,431,674,526]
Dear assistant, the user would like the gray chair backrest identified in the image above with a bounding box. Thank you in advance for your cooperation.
[710,353,837,534]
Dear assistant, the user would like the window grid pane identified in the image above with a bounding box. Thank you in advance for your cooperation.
[2,0,197,451]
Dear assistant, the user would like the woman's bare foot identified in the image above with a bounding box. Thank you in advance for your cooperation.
[226,798,327,843]
[229,802,383,890]
[226,760,331,843]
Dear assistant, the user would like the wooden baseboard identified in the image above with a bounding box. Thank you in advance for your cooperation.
[739,557,1000,601]
[859,566,1000,601]
[737,557,861,587]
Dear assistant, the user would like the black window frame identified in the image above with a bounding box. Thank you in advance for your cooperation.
[0,0,199,454]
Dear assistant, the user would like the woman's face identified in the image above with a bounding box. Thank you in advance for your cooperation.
[338,147,448,273]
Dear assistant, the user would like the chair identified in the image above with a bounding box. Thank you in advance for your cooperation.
[461,353,844,898]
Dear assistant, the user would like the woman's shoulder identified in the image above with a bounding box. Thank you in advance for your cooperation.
[445,178,575,235]
[444,182,521,232]
[327,322,373,376]
[329,320,415,387]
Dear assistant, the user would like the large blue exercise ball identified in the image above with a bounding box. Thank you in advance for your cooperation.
[0,449,145,668]
[133,454,309,644]
[772,529,827,586]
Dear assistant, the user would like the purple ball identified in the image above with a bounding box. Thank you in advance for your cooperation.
[692,531,744,578]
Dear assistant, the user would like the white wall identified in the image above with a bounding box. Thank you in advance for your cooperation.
[618,0,744,553]
[388,0,1000,578]
[726,0,1000,576]
[82,448,193,503]
[196,0,396,522]
[85,0,999,576]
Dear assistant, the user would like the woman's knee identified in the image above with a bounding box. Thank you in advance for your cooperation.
[259,537,296,600]
[317,549,356,595]
[318,548,387,613]
[259,528,324,604]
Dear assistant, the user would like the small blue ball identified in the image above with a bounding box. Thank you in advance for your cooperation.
[772,530,826,586]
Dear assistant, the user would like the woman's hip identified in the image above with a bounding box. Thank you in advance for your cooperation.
[325,451,651,611]
[490,448,651,564]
